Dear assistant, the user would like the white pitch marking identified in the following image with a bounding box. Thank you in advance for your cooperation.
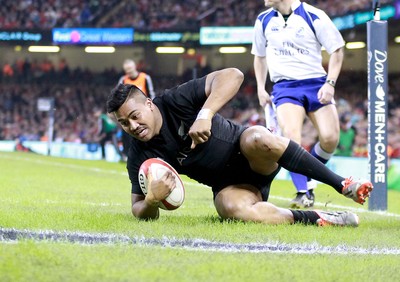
[1,228,400,255]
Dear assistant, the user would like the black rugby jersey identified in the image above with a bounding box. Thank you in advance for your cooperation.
[127,75,246,195]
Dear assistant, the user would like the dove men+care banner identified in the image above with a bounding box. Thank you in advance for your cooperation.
[367,19,388,211]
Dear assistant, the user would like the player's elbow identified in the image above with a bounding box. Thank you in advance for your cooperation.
[131,205,159,221]
[332,47,344,63]
[227,68,244,84]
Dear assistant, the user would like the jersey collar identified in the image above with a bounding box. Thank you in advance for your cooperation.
[291,0,301,12]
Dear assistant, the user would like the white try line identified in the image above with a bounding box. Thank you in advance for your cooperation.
[2,153,400,218]
[1,227,400,255]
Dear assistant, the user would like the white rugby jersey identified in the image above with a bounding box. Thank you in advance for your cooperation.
[251,0,344,82]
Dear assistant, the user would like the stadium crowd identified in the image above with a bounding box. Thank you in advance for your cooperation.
[0,0,120,29]
[0,0,396,30]
[1,0,400,158]
[1,59,400,158]
[307,0,394,16]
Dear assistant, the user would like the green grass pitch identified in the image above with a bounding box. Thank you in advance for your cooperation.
[1,151,400,282]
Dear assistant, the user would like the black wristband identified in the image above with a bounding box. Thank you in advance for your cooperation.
[326,79,336,87]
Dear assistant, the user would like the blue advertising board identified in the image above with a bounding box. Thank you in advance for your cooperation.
[0,30,50,43]
[52,28,133,45]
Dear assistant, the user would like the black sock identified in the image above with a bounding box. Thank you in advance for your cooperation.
[278,140,344,194]
[290,210,320,225]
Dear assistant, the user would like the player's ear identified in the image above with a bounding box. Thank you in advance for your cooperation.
[146,98,154,110]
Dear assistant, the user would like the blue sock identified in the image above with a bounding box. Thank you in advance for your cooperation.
[307,142,332,182]
[289,171,308,193]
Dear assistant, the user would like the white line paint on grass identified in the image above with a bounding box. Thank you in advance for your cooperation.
[1,228,399,255]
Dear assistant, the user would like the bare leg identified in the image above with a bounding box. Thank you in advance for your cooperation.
[214,184,294,225]
[214,184,360,227]
[277,104,309,193]
[239,126,289,175]
[308,104,340,154]
[239,126,345,192]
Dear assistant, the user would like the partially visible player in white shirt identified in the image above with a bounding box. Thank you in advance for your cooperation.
[252,0,345,208]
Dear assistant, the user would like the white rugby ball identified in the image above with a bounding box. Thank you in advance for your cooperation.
[138,158,185,210]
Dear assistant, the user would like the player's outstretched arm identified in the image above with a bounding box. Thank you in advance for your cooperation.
[203,67,244,112]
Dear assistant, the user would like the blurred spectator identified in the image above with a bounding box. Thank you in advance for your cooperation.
[118,59,155,99]
[2,63,14,79]
[15,138,36,153]
[116,58,156,160]
[0,0,120,29]
[93,107,121,160]
[336,113,357,157]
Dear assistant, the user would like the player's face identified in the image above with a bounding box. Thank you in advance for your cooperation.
[115,97,160,142]
[123,62,137,77]
[264,0,282,8]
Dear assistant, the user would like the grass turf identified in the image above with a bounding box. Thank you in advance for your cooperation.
[1,151,400,281]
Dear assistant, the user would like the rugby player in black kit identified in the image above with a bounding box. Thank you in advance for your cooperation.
[106,68,373,227]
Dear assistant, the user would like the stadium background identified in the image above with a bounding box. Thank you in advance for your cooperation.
[0,0,400,171]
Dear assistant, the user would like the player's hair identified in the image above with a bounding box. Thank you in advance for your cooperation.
[106,84,147,113]
[123,59,135,65]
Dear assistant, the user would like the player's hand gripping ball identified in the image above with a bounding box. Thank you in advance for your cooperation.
[138,158,185,210]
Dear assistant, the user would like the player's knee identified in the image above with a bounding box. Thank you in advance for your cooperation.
[215,192,245,219]
[215,186,262,221]
[241,126,276,153]
[218,201,242,219]
[282,129,300,142]
[320,135,339,151]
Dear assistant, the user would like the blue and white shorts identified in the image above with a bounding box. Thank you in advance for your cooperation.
[272,76,332,113]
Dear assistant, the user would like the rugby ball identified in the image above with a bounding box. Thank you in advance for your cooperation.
[138,158,185,210]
